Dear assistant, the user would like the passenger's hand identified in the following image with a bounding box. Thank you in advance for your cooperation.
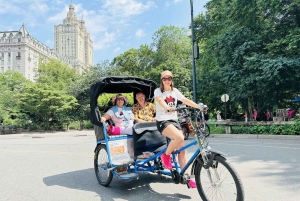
[100,117,106,122]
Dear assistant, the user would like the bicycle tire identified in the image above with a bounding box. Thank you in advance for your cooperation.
[94,144,113,187]
[195,155,244,201]
[181,125,190,140]
[199,124,210,137]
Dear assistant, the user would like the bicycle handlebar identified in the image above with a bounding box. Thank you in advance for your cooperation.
[168,105,208,113]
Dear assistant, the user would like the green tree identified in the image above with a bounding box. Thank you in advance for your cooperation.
[149,26,194,99]
[194,0,300,117]
[0,70,30,124]
[19,83,78,130]
[111,45,155,78]
[35,58,79,91]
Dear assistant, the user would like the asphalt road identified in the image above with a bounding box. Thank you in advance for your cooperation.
[0,131,300,201]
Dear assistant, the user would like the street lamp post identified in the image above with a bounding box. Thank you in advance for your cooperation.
[190,0,197,104]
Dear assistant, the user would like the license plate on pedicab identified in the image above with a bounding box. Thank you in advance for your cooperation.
[108,138,133,164]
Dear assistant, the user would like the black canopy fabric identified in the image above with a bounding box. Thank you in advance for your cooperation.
[89,76,157,126]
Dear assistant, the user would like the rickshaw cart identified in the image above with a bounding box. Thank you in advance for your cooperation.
[89,76,245,201]
[90,76,168,185]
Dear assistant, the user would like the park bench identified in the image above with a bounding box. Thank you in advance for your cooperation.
[0,125,18,135]
[275,109,288,121]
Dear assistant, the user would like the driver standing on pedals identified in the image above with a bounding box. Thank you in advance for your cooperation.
[154,70,202,189]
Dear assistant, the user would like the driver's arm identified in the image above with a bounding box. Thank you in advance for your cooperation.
[155,96,169,110]
[180,97,201,109]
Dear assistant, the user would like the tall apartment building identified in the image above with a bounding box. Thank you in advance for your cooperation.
[0,25,59,81]
[54,3,94,74]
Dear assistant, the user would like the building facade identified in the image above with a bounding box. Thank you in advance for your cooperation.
[54,3,94,74]
[0,25,59,81]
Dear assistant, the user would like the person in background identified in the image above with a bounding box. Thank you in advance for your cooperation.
[266,110,271,121]
[244,111,248,122]
[132,91,156,123]
[197,106,209,123]
[100,94,134,134]
[154,70,202,188]
[287,109,296,120]
[216,110,222,121]
[253,108,258,121]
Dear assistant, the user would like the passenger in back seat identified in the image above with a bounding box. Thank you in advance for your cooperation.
[100,94,134,135]
[132,91,156,123]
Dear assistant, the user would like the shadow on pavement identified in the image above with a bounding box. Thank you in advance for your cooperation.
[43,168,192,201]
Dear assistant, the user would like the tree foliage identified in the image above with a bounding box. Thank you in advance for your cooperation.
[19,83,78,129]
[194,0,300,117]
[0,71,30,122]
[36,58,79,91]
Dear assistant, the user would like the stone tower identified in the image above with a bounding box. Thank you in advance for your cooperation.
[54,3,94,74]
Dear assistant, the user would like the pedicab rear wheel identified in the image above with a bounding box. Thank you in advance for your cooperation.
[94,144,113,187]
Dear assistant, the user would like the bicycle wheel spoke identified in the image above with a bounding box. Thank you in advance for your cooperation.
[195,155,244,201]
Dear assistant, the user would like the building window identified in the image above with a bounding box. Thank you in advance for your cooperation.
[8,53,11,57]
[16,52,21,60]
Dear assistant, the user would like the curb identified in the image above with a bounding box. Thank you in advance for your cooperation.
[0,130,95,139]
[210,134,300,140]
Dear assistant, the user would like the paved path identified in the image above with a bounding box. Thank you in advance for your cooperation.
[0,130,300,201]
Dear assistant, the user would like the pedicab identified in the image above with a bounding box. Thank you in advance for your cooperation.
[89,76,244,201]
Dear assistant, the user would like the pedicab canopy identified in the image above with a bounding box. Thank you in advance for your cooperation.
[89,76,157,126]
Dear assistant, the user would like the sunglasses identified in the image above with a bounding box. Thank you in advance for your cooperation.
[161,77,173,81]
[116,98,124,101]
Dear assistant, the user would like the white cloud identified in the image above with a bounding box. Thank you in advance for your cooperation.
[174,0,183,4]
[29,2,49,15]
[0,3,23,14]
[48,6,69,23]
[135,29,145,38]
[165,1,171,7]
[51,0,64,5]
[102,0,156,17]
[93,31,117,50]
[113,47,121,53]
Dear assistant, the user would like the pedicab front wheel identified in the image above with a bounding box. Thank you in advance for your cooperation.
[94,144,113,187]
[195,155,244,201]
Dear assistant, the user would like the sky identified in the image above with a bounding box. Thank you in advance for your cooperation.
[0,0,209,65]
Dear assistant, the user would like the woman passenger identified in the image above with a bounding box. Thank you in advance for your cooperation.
[100,94,134,134]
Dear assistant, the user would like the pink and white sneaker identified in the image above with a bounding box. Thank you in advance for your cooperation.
[160,153,172,170]
[187,180,197,188]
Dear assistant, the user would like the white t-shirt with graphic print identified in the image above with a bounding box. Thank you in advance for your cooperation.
[154,87,185,121]
[106,107,134,134]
